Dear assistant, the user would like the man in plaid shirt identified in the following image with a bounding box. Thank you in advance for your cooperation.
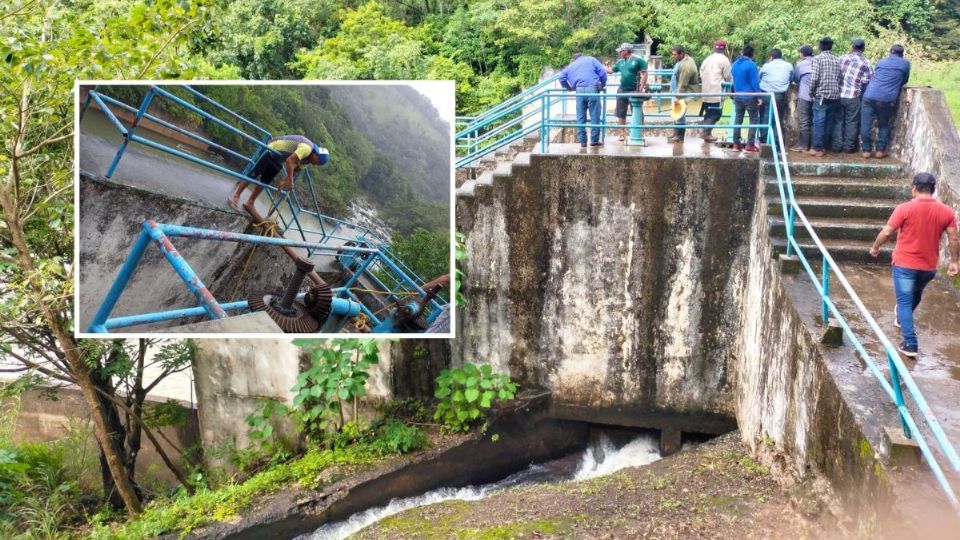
[808,37,842,156]
[836,39,873,153]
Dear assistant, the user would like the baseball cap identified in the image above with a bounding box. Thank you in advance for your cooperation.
[616,43,632,53]
[912,172,936,187]
[714,39,727,49]
[313,144,329,165]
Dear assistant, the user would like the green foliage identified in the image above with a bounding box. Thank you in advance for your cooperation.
[244,397,292,460]
[289,339,381,439]
[913,61,960,123]
[389,228,451,285]
[434,364,517,432]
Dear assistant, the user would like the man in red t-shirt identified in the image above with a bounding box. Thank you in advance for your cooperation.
[869,173,959,357]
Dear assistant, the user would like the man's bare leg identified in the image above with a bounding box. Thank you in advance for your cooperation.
[244,184,265,211]
[229,181,249,212]
[618,118,627,141]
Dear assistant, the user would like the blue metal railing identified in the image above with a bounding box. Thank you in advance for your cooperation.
[86,221,446,334]
[456,81,960,512]
[82,86,448,332]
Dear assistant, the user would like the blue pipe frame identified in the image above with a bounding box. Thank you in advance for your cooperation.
[83,85,447,317]
[87,221,439,333]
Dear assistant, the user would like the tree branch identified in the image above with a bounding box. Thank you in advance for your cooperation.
[135,19,197,79]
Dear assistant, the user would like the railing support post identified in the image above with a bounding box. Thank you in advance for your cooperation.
[887,351,913,439]
[821,256,830,324]
[107,87,154,178]
[541,94,548,154]
[87,228,152,332]
[628,96,645,145]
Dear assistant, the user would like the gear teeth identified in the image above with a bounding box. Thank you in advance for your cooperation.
[247,290,320,333]
[304,284,334,324]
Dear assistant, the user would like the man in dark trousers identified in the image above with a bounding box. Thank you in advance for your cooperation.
[230,134,329,212]
[861,44,911,159]
[869,173,959,357]
[808,37,842,156]
[606,43,649,142]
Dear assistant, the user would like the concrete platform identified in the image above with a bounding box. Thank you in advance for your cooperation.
[538,137,758,160]
[78,109,369,275]
[164,311,284,334]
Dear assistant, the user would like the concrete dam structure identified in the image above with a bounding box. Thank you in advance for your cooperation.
[449,86,960,526]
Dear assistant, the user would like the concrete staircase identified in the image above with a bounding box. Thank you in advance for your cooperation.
[763,158,909,264]
[456,133,540,198]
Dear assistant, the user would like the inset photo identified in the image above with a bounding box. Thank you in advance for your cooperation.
[75,82,454,337]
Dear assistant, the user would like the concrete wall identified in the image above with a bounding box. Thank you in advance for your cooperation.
[455,154,758,433]
[192,339,397,475]
[79,174,296,331]
[4,387,199,488]
[734,181,891,516]
[889,87,960,268]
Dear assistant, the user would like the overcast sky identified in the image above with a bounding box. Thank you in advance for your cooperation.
[406,80,456,124]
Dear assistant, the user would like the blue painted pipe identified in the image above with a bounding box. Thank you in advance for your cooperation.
[87,228,151,332]
[156,222,379,253]
[98,294,361,332]
[130,133,276,191]
[182,85,272,136]
[144,221,227,321]
[150,86,270,150]
[107,88,155,177]
[89,91,128,136]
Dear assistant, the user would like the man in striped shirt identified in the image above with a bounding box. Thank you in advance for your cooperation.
[836,39,873,153]
[808,37,842,156]
[229,135,329,212]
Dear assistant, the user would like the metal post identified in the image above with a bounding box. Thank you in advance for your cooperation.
[785,206,796,257]
[628,96,645,145]
[821,256,830,324]
[144,222,227,321]
[887,351,913,438]
[87,228,152,332]
[107,87,154,177]
[541,94,548,154]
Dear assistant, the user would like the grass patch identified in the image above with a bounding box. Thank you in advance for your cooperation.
[913,61,960,125]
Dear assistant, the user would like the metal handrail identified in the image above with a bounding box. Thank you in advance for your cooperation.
[767,96,960,512]
[454,80,960,511]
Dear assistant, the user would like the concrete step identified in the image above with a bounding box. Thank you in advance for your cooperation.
[770,237,892,264]
[768,215,890,242]
[767,195,897,220]
[764,176,910,200]
[491,161,514,178]
[513,152,532,167]
[762,160,905,179]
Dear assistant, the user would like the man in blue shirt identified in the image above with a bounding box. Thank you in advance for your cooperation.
[731,45,762,152]
[558,53,608,147]
[861,44,911,159]
[791,45,815,152]
[758,48,793,147]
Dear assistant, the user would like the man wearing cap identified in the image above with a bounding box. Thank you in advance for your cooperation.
[837,38,873,153]
[667,44,701,143]
[790,45,815,152]
[230,134,329,212]
[606,43,649,142]
[861,44,911,159]
[559,52,608,147]
[758,48,793,147]
[870,173,959,357]
[731,44,762,152]
[699,39,732,143]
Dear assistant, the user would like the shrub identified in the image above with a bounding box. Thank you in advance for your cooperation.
[433,363,517,432]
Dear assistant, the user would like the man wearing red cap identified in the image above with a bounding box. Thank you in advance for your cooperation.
[699,40,732,143]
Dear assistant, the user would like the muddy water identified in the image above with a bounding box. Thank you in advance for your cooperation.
[301,434,662,540]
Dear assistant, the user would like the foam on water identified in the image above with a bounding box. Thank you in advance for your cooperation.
[303,433,661,539]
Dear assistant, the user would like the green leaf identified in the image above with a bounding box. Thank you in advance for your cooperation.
[464,387,479,403]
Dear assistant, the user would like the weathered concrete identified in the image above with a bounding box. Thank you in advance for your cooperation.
[192,339,397,476]
[890,87,960,269]
[5,387,199,488]
[456,142,758,433]
[161,311,283,334]
[78,175,296,332]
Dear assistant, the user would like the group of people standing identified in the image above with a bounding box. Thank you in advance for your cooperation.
[558,37,911,155]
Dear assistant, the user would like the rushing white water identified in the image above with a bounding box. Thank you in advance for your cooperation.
[303,434,662,540]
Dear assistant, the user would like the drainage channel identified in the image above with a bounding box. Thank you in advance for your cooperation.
[301,431,664,540]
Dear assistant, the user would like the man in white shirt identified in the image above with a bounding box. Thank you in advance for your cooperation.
[699,39,732,143]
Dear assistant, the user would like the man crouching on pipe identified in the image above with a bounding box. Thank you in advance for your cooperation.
[229,135,329,212]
